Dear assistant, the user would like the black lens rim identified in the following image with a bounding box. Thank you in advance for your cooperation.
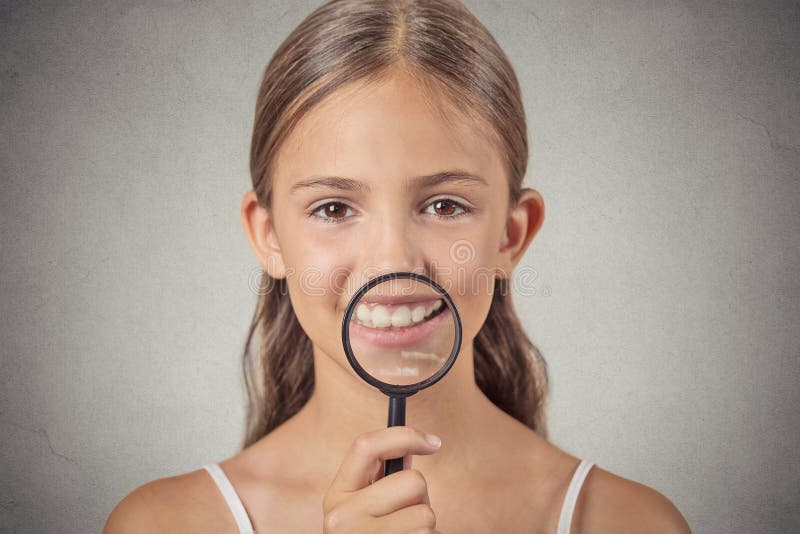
[341,271,463,397]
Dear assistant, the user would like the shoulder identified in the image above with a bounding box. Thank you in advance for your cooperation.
[473,405,691,533]
[102,467,237,534]
[574,464,691,534]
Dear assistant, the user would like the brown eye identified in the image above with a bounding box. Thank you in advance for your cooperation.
[426,198,470,219]
[433,199,459,216]
[323,202,347,218]
[309,201,354,223]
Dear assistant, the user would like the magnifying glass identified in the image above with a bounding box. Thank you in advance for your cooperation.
[341,271,462,477]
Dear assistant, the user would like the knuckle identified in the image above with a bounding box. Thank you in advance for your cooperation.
[404,469,428,493]
[418,505,436,526]
[352,434,372,456]
[403,425,421,440]
[407,468,426,484]
[322,509,342,532]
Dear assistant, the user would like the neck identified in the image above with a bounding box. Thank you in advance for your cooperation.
[290,341,500,485]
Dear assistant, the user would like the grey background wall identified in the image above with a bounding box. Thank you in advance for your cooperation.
[1,1,798,532]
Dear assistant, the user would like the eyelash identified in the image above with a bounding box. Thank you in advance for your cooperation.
[307,198,472,224]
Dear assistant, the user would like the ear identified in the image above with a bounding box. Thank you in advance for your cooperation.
[496,187,545,279]
[240,190,287,279]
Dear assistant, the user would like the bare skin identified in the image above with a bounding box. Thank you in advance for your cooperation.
[103,69,691,533]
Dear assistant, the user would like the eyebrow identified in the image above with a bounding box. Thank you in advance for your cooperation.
[289,170,489,195]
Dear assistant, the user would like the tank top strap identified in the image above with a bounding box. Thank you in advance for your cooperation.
[556,458,594,534]
[202,463,256,534]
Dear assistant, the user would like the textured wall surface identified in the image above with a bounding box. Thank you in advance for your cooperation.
[1,1,798,532]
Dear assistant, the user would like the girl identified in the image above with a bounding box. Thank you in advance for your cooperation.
[105,0,690,532]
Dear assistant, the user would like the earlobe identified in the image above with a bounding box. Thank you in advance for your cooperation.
[240,190,287,279]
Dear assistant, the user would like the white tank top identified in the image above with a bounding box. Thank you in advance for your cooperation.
[203,458,594,533]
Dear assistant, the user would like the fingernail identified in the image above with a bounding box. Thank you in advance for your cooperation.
[425,433,442,448]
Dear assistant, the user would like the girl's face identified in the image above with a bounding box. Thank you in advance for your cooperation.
[248,72,539,373]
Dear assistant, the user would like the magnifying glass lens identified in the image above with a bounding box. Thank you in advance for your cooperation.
[346,277,456,387]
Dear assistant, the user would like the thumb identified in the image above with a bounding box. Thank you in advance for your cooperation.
[370,455,414,484]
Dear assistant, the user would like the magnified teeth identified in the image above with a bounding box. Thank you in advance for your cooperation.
[391,306,411,327]
[356,304,371,323]
[371,305,392,328]
[427,299,442,315]
[355,300,443,329]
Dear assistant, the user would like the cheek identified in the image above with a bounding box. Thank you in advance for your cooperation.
[431,237,499,344]
[280,241,350,353]
[282,234,348,296]
[442,269,495,344]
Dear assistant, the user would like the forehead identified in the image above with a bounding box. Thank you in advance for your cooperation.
[272,74,504,192]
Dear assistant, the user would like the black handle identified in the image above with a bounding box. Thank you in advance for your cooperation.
[384,395,407,476]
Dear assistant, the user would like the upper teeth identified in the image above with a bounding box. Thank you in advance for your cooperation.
[355,299,443,329]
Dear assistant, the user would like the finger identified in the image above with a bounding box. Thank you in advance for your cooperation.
[403,453,413,471]
[370,452,414,486]
[357,468,432,517]
[326,468,432,528]
[329,426,441,494]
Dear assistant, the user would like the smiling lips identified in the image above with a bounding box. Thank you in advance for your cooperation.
[354,298,444,329]
[348,302,451,350]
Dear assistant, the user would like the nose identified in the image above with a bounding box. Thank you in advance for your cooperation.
[361,210,424,279]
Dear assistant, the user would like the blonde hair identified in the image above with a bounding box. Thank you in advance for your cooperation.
[241,0,549,449]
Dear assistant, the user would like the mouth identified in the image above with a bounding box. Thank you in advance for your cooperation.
[348,298,452,350]
[352,298,446,329]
